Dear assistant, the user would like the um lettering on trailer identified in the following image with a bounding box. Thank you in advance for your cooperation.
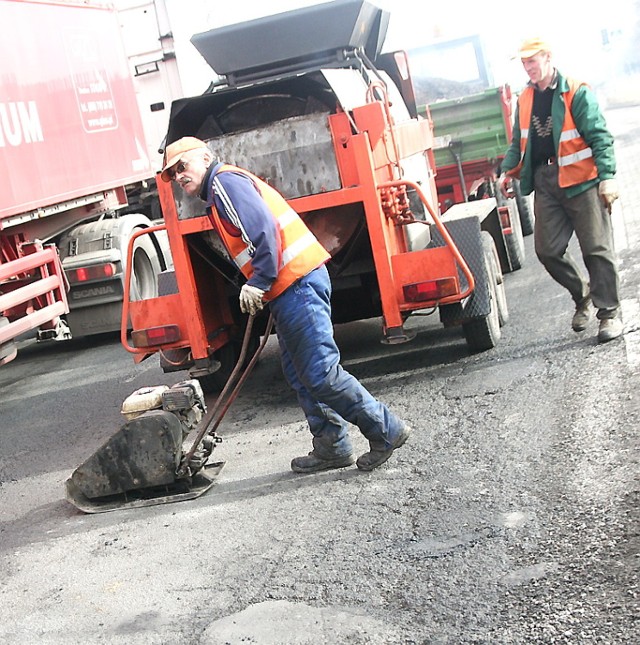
[0,101,44,147]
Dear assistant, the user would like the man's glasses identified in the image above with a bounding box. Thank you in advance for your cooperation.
[168,160,189,180]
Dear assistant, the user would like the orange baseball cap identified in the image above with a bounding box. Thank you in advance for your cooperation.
[518,37,552,58]
[160,136,210,182]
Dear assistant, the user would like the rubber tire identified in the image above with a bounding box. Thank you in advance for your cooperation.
[493,182,524,272]
[503,199,526,272]
[462,238,502,351]
[483,235,509,326]
[513,179,535,236]
[129,234,160,301]
[197,331,261,394]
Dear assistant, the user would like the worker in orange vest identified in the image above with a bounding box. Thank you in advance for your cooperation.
[499,37,622,343]
[161,137,410,472]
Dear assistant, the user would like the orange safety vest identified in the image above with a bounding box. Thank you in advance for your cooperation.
[207,164,330,301]
[507,79,598,188]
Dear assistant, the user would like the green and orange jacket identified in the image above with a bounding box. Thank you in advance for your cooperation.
[502,69,616,197]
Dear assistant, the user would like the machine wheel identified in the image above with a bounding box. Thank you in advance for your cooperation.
[483,236,509,326]
[462,237,501,351]
[513,179,534,236]
[492,180,524,273]
[197,330,261,394]
[0,316,18,365]
[503,200,526,272]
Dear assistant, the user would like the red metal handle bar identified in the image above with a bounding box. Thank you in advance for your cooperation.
[120,224,168,354]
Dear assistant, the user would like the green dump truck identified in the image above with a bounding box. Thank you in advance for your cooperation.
[420,85,534,238]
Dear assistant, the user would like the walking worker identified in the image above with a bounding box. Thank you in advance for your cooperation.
[498,37,623,343]
[160,137,410,473]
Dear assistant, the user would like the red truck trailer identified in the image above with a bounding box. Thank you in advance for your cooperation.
[0,0,170,365]
[120,0,516,393]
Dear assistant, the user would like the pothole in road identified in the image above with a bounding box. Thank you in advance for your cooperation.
[200,599,402,644]
[444,358,544,398]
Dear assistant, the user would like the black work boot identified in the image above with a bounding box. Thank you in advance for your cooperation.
[356,425,411,471]
[291,451,355,474]
[572,295,592,332]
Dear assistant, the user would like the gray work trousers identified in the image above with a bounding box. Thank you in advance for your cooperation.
[533,163,620,319]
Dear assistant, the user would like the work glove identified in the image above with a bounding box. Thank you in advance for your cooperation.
[497,174,512,200]
[239,284,265,316]
[598,179,619,214]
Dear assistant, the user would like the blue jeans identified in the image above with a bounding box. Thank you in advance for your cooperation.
[268,265,405,459]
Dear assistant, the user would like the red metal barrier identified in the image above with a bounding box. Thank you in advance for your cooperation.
[0,246,69,349]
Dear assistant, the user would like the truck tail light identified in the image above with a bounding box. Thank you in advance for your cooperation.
[498,206,512,234]
[66,263,116,284]
[131,325,181,348]
[403,277,459,303]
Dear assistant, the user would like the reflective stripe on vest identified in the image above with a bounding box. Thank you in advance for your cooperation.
[208,164,330,301]
[555,88,598,187]
[508,80,598,188]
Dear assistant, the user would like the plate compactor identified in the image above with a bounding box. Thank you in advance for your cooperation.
[66,315,270,513]
[65,379,224,513]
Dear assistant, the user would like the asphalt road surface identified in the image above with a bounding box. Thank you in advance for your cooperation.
[0,106,638,644]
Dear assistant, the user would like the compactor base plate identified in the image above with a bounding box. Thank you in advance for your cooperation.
[65,461,225,514]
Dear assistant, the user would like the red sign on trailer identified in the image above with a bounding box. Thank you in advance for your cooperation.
[0,0,152,222]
